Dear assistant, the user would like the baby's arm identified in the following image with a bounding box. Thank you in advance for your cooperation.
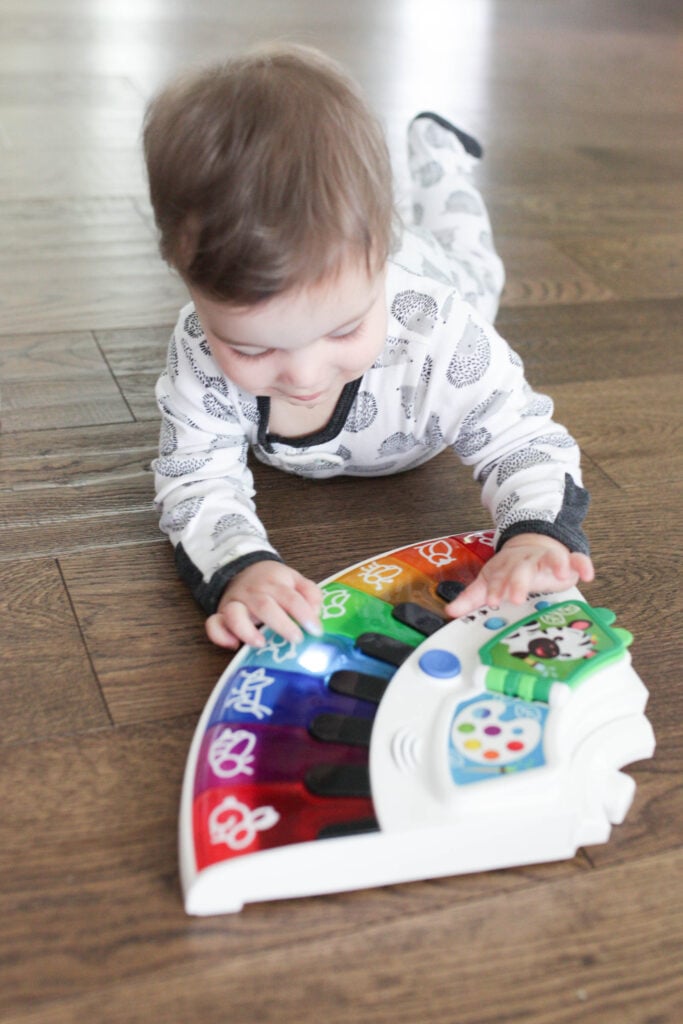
[445,533,594,619]
[155,308,324,649]
[421,295,593,616]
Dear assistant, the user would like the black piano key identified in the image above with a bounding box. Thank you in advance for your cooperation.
[317,817,379,840]
[309,713,373,747]
[355,632,414,666]
[305,763,371,799]
[436,580,467,603]
[329,670,389,704]
[392,601,447,636]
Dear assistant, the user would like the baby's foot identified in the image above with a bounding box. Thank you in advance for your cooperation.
[412,111,483,159]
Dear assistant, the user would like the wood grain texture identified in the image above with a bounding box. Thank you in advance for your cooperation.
[5,852,682,1024]
[0,558,109,744]
[0,718,593,1016]
[0,198,185,334]
[559,232,683,300]
[497,236,615,307]
[552,375,683,489]
[1,0,681,1021]
[59,544,228,724]
[496,297,683,385]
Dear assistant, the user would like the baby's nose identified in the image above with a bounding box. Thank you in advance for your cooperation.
[279,346,325,388]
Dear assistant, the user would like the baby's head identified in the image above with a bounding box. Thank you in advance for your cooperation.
[143,44,395,305]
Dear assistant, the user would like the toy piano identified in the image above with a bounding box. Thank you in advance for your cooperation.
[179,531,655,915]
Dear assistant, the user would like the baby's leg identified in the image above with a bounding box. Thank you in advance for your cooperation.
[408,112,505,321]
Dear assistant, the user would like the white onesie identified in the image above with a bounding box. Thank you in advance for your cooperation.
[153,115,590,613]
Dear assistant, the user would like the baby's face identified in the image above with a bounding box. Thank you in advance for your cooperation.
[190,262,387,409]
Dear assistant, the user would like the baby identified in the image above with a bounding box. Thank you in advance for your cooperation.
[143,44,594,650]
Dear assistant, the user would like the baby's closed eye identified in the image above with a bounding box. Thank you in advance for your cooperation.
[327,318,365,340]
[227,346,274,360]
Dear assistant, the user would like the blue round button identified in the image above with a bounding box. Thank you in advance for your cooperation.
[535,600,551,610]
[484,616,507,630]
[418,649,461,679]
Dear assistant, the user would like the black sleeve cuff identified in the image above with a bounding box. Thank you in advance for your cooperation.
[175,543,284,615]
[497,474,590,555]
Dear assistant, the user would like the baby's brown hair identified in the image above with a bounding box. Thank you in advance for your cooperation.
[143,44,395,305]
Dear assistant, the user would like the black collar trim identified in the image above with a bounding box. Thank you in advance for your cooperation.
[257,378,362,452]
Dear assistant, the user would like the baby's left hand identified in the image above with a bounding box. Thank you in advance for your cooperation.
[444,533,595,620]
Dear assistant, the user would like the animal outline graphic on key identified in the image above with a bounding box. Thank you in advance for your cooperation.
[179,530,655,915]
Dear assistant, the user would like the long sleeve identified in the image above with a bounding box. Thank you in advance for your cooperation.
[400,114,588,552]
[153,305,282,614]
[428,300,590,554]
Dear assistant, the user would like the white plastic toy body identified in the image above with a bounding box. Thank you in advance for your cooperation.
[179,532,655,915]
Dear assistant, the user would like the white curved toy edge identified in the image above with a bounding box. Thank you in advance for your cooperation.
[179,532,479,902]
[179,532,655,914]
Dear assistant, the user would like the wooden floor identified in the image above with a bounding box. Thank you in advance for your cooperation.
[1,1,682,1021]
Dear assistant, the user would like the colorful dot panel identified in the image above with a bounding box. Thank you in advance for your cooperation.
[448,694,548,784]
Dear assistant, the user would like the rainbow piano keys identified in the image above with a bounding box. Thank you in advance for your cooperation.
[179,532,655,915]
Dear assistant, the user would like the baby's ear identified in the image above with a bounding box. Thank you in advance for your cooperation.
[174,213,201,273]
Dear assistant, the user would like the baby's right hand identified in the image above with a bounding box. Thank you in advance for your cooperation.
[205,560,324,650]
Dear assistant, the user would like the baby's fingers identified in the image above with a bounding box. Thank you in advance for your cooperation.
[238,592,307,646]
[205,612,243,650]
[291,575,324,634]
[570,552,595,583]
[218,601,269,648]
[444,575,489,619]
[276,584,323,639]
[538,545,575,582]
[503,560,536,604]
[536,549,594,591]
